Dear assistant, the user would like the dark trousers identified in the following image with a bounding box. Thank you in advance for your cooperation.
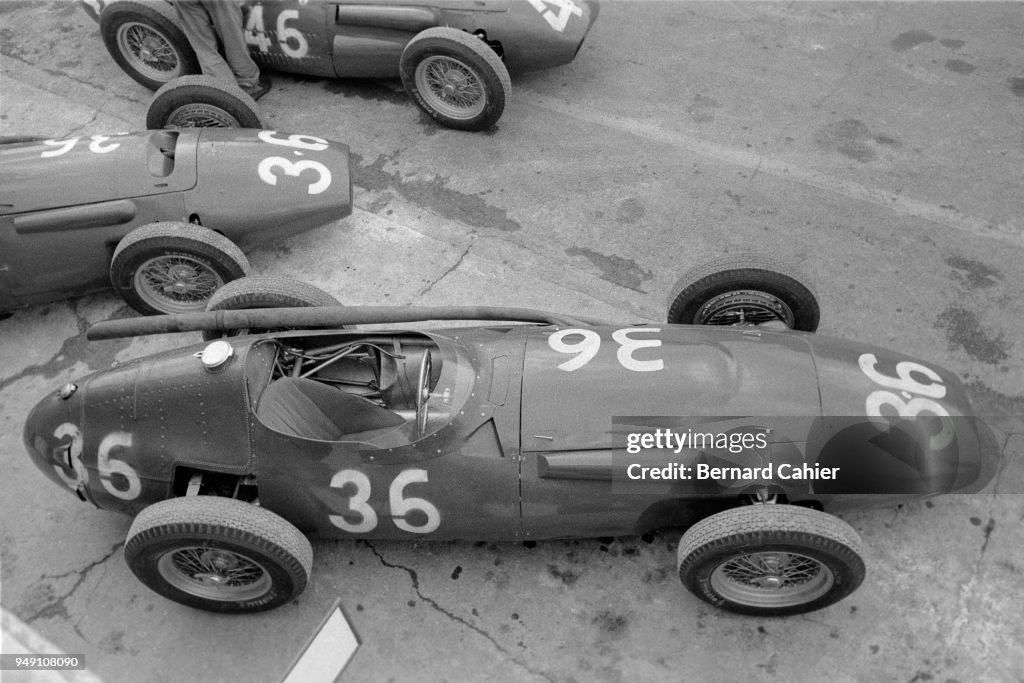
[174,0,259,87]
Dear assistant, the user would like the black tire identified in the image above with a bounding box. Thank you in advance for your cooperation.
[124,497,313,613]
[100,0,200,90]
[146,75,264,129]
[400,27,511,131]
[666,253,820,332]
[110,222,250,315]
[677,505,865,616]
[201,275,341,341]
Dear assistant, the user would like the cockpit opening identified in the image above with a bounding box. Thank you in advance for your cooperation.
[248,334,446,445]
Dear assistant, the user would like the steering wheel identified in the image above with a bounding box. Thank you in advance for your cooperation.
[414,349,432,439]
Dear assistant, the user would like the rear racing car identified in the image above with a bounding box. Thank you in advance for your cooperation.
[0,129,352,315]
[22,256,998,616]
[83,0,600,131]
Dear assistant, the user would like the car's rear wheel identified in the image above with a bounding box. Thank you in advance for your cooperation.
[110,222,250,315]
[146,75,264,129]
[677,505,865,616]
[100,0,200,90]
[201,275,341,341]
[667,253,820,332]
[124,496,313,613]
[400,27,510,131]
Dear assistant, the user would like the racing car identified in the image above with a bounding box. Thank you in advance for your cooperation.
[0,128,352,315]
[22,256,997,617]
[82,0,600,131]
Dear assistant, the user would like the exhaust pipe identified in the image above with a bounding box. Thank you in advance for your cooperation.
[87,305,612,340]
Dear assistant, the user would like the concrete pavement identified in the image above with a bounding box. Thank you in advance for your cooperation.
[1,2,1022,682]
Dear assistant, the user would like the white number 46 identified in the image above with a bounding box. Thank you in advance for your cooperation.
[527,0,582,32]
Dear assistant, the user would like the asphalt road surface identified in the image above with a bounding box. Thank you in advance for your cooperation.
[1,2,1022,682]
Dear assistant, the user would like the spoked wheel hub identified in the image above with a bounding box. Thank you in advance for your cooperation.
[710,550,833,607]
[164,104,242,128]
[695,290,795,328]
[164,263,205,295]
[416,56,485,120]
[119,23,179,78]
[158,546,271,600]
[441,70,470,97]
[134,254,223,313]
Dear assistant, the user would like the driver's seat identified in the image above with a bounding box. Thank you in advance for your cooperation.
[257,377,406,442]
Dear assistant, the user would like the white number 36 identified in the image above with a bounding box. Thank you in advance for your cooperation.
[548,328,663,372]
[258,157,332,195]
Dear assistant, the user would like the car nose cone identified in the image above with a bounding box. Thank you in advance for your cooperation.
[23,384,88,498]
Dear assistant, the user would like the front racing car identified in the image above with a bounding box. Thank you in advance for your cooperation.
[22,257,999,617]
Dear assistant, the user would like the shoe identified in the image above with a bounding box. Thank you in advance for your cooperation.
[241,76,272,101]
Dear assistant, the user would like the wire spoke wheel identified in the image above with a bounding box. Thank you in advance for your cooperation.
[134,254,224,313]
[157,546,272,602]
[117,22,181,80]
[666,253,820,332]
[164,103,244,128]
[125,496,313,612]
[694,289,796,328]
[400,27,509,131]
[710,550,834,608]
[677,505,865,616]
[147,76,263,130]
[111,221,249,315]
[415,56,486,120]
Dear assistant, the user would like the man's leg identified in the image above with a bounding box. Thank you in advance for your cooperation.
[200,0,261,89]
[173,0,237,84]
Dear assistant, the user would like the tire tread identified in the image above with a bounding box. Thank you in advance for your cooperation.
[206,275,340,312]
[666,252,820,330]
[400,27,511,131]
[126,496,313,581]
[146,75,263,129]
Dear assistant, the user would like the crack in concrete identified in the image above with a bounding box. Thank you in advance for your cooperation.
[362,541,554,683]
[417,243,473,298]
[64,110,101,139]
[810,9,882,113]
[20,541,122,644]
[945,430,1016,649]
[748,156,763,184]
[2,51,145,107]
[0,301,131,394]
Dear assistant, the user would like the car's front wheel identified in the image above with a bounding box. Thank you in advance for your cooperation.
[100,0,200,90]
[400,28,510,131]
[110,222,250,315]
[677,505,865,616]
[124,496,313,613]
[147,75,264,129]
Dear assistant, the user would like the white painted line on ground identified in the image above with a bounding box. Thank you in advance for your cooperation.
[0,608,105,683]
[282,602,359,683]
[522,91,1022,247]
